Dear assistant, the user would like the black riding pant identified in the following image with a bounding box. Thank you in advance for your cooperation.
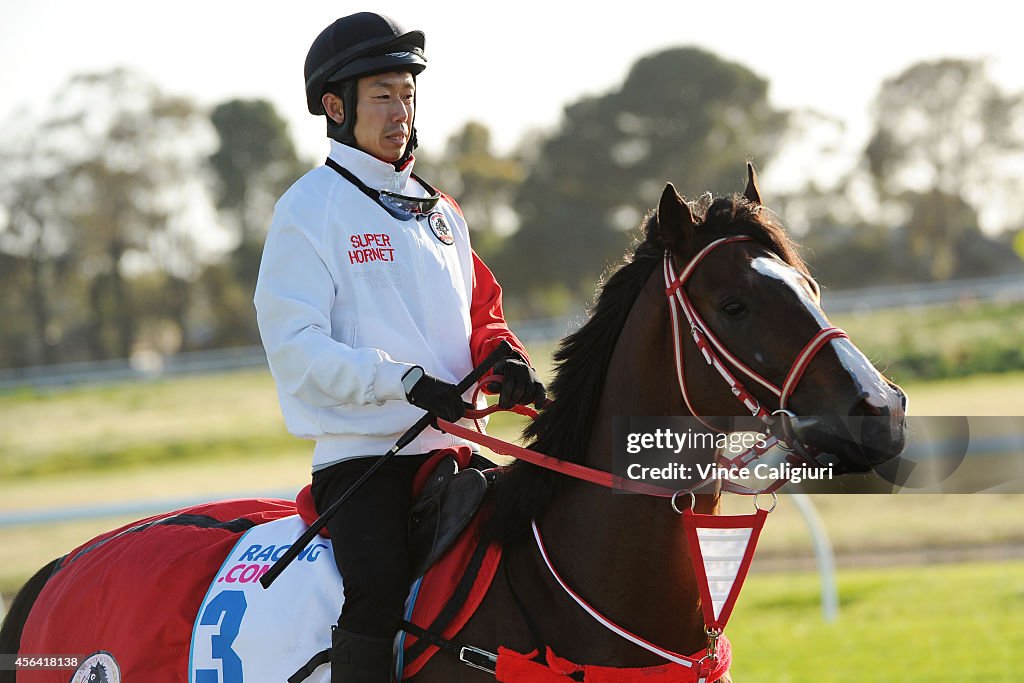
[311,453,430,639]
[310,451,494,639]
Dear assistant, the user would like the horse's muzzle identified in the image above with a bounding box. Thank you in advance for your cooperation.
[785,385,908,473]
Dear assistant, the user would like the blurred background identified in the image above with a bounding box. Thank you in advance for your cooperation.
[1,2,1022,680]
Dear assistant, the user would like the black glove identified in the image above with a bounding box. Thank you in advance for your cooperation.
[487,357,547,409]
[403,367,471,422]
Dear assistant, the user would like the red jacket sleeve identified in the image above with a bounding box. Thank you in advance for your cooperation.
[470,250,531,367]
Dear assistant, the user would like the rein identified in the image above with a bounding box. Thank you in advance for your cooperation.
[441,413,678,497]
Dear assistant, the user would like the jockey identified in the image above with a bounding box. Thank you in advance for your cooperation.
[253,12,545,682]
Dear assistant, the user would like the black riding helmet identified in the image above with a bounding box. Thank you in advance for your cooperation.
[304,13,426,162]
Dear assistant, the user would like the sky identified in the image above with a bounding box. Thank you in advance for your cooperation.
[3,1,1024,195]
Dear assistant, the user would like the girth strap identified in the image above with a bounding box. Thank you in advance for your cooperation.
[400,619,460,656]
[403,536,492,664]
[400,619,499,674]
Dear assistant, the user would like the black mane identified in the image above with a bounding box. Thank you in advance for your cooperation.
[483,194,807,544]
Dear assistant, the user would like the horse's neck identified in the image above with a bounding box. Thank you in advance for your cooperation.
[533,269,717,661]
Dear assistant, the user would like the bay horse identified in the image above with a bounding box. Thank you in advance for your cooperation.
[0,167,907,682]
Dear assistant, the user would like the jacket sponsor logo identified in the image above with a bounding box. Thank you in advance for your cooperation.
[70,652,120,683]
[428,212,454,245]
[348,232,395,264]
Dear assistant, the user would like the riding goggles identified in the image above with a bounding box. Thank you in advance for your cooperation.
[379,186,440,219]
[325,157,440,221]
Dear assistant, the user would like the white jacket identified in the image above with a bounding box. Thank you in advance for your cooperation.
[254,141,526,469]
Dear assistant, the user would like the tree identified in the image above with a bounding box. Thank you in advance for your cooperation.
[63,71,212,358]
[864,59,1024,279]
[417,121,524,260]
[0,69,213,363]
[0,170,70,365]
[206,99,305,345]
[866,59,1023,200]
[497,47,789,312]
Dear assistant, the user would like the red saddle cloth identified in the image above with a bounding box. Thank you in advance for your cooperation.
[20,451,498,682]
[18,498,297,682]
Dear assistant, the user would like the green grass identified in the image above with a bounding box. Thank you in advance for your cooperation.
[728,561,1024,681]
[899,371,1024,416]
[0,371,291,478]
[831,300,1024,382]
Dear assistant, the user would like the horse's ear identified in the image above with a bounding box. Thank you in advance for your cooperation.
[743,162,762,205]
[657,183,695,247]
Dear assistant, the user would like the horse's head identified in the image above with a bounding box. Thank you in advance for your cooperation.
[653,164,907,472]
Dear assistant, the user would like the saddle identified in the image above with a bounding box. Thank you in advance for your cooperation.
[407,450,490,579]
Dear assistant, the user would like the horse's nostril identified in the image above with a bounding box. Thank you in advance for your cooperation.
[897,387,909,412]
[851,394,884,417]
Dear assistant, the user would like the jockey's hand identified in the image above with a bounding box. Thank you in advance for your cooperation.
[488,357,547,409]
[403,368,471,422]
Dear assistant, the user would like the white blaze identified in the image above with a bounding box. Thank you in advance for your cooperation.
[751,257,892,410]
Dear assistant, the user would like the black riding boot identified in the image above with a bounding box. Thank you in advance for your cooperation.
[331,626,394,683]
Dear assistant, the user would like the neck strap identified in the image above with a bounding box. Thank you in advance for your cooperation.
[324,157,438,220]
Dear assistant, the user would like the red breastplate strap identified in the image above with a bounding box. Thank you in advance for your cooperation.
[529,520,731,681]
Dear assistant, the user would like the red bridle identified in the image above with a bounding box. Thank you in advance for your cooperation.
[663,236,850,494]
[664,236,848,429]
[442,236,850,496]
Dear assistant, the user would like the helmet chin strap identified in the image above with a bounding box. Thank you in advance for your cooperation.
[326,76,419,170]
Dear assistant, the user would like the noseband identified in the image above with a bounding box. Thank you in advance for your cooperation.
[664,236,848,492]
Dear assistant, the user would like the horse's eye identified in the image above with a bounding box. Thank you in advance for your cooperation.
[722,300,746,316]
